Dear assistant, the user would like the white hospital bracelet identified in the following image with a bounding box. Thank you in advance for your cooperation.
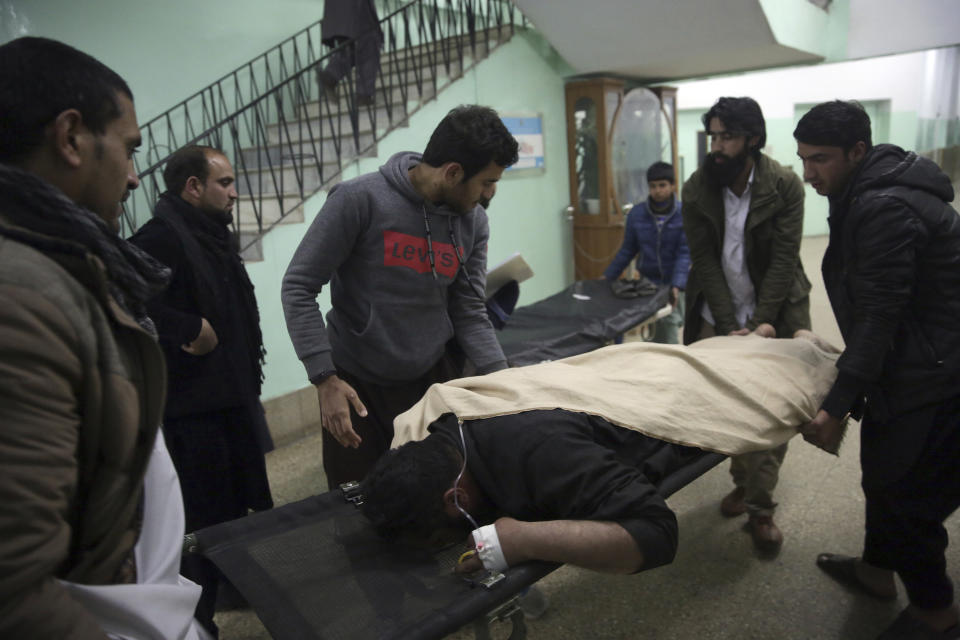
[472,524,509,573]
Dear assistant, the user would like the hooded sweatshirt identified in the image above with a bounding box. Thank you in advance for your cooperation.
[282,151,507,385]
[820,143,960,422]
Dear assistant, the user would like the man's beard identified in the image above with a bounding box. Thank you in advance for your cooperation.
[478,194,491,210]
[201,206,234,226]
[703,147,749,188]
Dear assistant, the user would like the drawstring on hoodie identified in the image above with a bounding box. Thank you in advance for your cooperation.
[422,205,439,281]
[421,204,486,300]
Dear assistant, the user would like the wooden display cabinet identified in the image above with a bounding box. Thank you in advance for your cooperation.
[565,78,677,279]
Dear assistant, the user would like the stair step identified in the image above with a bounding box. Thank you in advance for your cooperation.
[265,104,402,146]
[238,128,382,171]
[237,157,352,197]
[235,194,308,234]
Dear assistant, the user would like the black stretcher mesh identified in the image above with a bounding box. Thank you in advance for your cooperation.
[497,280,669,366]
[195,452,724,640]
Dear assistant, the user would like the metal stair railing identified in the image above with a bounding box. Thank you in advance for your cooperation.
[123,0,525,251]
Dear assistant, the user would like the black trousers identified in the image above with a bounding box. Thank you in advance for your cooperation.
[321,34,381,98]
[861,395,960,609]
[322,356,458,489]
[164,406,274,637]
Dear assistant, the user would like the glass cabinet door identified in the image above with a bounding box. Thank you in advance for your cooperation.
[573,96,600,214]
[611,88,674,210]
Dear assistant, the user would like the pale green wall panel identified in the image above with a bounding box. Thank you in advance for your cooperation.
[758,0,848,61]
[1,0,323,122]
[890,111,920,150]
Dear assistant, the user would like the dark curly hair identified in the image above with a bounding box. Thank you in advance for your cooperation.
[702,97,767,159]
[0,37,132,163]
[421,105,519,180]
[360,434,463,541]
[794,100,873,152]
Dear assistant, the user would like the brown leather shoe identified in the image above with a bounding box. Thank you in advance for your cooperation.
[747,514,783,553]
[720,486,747,517]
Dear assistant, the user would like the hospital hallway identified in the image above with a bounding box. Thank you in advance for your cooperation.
[217,234,960,640]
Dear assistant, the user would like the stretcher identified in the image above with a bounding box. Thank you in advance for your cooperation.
[496,279,671,366]
[189,450,724,640]
[187,280,696,639]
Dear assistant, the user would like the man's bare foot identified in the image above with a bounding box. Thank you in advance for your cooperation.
[793,329,842,354]
[753,323,776,338]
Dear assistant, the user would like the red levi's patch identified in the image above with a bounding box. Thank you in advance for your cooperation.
[383,230,462,278]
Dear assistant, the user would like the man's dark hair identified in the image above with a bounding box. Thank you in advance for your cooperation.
[702,97,767,158]
[646,161,674,184]
[361,435,462,540]
[0,37,133,163]
[421,105,520,180]
[793,100,873,152]
[162,145,223,195]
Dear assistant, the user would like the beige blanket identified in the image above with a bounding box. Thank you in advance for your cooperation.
[393,335,838,455]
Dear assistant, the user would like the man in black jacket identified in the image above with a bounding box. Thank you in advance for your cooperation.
[795,100,960,640]
[130,145,273,636]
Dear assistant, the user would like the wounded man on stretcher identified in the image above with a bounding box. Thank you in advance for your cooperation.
[360,326,841,576]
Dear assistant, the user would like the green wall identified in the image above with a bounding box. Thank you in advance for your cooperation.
[248,32,572,400]
[1,0,328,123]
[758,0,849,62]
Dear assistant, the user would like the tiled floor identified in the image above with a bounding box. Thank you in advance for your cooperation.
[217,235,960,639]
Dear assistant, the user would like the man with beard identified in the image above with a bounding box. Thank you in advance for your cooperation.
[0,37,209,638]
[796,101,960,639]
[681,96,811,553]
[283,105,519,489]
[131,145,273,636]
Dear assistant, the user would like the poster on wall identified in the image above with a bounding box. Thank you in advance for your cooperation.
[500,113,545,175]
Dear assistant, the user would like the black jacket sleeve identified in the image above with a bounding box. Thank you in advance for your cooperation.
[129,221,202,347]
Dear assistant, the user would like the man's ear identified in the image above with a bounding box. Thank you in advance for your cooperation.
[182,175,204,201]
[847,140,868,165]
[442,486,468,518]
[441,161,464,185]
[49,109,89,169]
[747,135,760,154]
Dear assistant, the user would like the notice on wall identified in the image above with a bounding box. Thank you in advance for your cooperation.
[500,113,545,174]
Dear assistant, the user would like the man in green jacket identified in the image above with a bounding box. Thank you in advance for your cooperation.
[681,97,811,554]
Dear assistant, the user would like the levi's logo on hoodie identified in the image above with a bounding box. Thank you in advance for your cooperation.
[383,230,462,278]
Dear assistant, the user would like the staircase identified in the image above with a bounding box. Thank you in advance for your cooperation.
[122,0,525,260]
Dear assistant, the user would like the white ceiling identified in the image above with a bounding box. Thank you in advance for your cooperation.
[512,0,824,82]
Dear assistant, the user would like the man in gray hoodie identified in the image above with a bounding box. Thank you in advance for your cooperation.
[282,105,519,488]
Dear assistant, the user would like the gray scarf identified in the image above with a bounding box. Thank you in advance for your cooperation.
[0,163,169,332]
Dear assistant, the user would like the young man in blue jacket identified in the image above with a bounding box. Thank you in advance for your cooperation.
[604,161,689,344]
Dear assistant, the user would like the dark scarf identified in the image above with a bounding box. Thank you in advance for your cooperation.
[0,163,169,333]
[648,194,675,216]
[153,193,266,390]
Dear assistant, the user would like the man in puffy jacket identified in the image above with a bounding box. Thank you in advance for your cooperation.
[796,100,960,640]
[604,161,689,344]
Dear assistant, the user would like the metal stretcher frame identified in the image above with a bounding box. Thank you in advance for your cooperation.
[191,451,724,640]
[187,280,698,639]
